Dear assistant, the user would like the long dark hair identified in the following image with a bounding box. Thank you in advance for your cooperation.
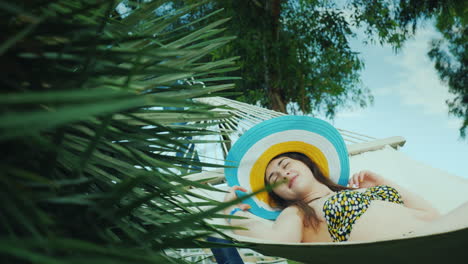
[265,152,352,230]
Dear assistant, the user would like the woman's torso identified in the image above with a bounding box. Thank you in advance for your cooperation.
[301,186,429,243]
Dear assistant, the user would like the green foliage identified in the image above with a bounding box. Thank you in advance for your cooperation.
[280,1,369,116]
[427,0,467,138]
[168,0,467,137]
[176,0,379,116]
[393,0,467,138]
[0,0,240,263]
[167,0,441,116]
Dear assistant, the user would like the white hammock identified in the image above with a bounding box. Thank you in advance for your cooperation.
[187,97,468,263]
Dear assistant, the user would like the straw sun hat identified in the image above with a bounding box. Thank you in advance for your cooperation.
[225,116,350,220]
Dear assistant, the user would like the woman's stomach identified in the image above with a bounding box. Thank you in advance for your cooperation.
[347,200,428,242]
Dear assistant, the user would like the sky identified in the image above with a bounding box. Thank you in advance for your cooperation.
[321,22,468,179]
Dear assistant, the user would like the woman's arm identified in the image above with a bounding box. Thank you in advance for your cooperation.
[223,186,303,242]
[349,170,441,220]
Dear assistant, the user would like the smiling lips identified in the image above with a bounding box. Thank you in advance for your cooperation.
[288,175,298,188]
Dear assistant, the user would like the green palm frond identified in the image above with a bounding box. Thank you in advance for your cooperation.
[1,0,239,263]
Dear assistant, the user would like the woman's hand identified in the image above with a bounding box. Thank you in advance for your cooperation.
[348,170,386,188]
[223,186,251,214]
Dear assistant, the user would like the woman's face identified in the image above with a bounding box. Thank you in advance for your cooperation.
[265,156,315,201]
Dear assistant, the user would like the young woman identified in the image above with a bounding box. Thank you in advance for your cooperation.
[224,152,468,243]
[223,115,468,243]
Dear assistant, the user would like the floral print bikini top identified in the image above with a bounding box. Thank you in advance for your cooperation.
[322,185,404,242]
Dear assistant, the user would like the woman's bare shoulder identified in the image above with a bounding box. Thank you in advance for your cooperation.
[278,205,303,218]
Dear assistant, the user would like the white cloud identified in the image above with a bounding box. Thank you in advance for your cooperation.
[447,117,463,130]
[376,27,455,116]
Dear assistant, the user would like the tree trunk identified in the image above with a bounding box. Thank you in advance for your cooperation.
[265,0,286,113]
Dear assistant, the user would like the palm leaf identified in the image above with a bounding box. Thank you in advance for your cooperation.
[0,1,239,263]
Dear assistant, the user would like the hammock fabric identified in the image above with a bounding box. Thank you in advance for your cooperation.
[190,97,468,263]
[221,227,468,263]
